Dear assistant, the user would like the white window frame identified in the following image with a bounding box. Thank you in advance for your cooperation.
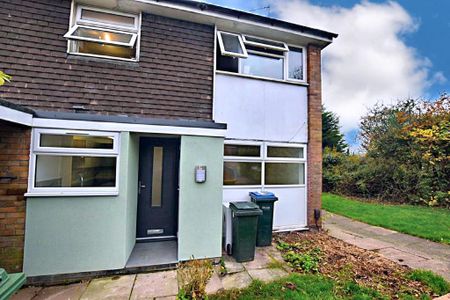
[216,31,307,84]
[27,129,121,197]
[285,45,307,83]
[64,25,138,47]
[76,5,139,31]
[223,141,307,188]
[66,4,141,62]
[242,34,289,52]
[217,31,248,58]
[264,142,306,188]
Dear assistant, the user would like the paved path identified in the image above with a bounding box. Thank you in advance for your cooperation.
[11,246,289,300]
[323,211,450,281]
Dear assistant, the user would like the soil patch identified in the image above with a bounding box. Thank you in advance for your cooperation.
[275,231,435,299]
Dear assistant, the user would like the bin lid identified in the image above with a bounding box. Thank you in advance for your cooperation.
[249,191,278,201]
[230,201,262,216]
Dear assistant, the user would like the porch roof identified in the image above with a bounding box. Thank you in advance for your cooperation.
[0,99,227,134]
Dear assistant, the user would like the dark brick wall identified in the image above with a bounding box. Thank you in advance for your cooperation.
[306,44,323,228]
[0,121,30,272]
[0,0,214,120]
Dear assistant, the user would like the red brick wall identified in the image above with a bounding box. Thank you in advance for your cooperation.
[0,0,214,121]
[306,44,323,228]
[0,121,30,272]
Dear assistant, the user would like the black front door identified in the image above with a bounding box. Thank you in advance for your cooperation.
[137,138,180,241]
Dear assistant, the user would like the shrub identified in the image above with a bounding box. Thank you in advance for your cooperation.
[323,95,450,208]
[177,258,213,299]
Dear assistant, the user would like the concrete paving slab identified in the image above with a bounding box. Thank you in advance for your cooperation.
[33,282,88,300]
[11,286,42,300]
[131,270,178,300]
[262,245,284,261]
[155,296,177,300]
[205,271,224,294]
[345,237,392,251]
[247,268,288,283]
[220,271,252,290]
[223,255,245,274]
[242,249,273,270]
[81,274,135,300]
[434,293,450,300]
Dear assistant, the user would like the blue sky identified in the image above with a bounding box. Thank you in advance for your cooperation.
[206,0,449,149]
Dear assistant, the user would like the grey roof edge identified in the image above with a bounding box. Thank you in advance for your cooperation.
[157,0,338,41]
[0,98,36,115]
[34,110,227,130]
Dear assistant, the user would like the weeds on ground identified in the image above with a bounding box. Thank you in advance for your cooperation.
[407,270,450,296]
[277,240,322,273]
[177,258,213,299]
[218,258,227,277]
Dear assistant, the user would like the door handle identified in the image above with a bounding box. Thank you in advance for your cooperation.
[138,180,146,194]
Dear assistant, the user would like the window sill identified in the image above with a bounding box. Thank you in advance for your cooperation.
[216,70,309,86]
[25,191,119,197]
[67,52,139,66]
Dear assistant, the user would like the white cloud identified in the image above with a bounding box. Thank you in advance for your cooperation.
[271,0,445,133]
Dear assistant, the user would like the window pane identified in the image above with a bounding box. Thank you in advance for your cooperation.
[151,147,163,207]
[244,36,286,49]
[224,145,260,157]
[224,162,261,185]
[40,134,114,149]
[220,32,244,55]
[35,155,116,187]
[267,146,304,158]
[265,163,304,185]
[288,47,303,80]
[78,41,136,59]
[81,9,135,28]
[73,27,134,44]
[240,53,283,80]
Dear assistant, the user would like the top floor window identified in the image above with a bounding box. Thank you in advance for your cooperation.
[216,31,305,82]
[64,5,141,61]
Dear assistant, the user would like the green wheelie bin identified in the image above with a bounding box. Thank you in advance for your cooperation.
[230,201,262,262]
[250,191,278,247]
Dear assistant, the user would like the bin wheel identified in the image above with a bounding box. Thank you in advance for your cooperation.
[226,244,232,255]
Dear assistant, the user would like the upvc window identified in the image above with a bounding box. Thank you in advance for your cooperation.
[223,141,306,187]
[217,31,248,58]
[65,5,141,61]
[216,31,306,82]
[28,129,120,196]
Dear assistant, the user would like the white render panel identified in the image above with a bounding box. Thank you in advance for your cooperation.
[214,74,308,143]
[223,187,307,229]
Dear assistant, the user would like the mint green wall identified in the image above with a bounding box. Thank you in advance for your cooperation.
[178,136,224,260]
[125,134,139,258]
[23,132,138,276]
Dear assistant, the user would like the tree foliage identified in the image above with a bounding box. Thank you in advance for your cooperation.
[0,71,11,86]
[322,106,348,153]
[323,94,449,207]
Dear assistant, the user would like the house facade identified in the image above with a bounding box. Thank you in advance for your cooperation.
[0,0,336,280]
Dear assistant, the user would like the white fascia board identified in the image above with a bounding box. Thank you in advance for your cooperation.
[133,0,333,44]
[0,105,33,126]
[32,118,227,137]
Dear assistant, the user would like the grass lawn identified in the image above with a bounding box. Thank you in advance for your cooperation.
[322,193,450,244]
[211,272,447,300]
[211,273,387,300]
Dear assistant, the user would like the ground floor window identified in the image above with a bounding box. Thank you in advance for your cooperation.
[223,141,306,187]
[28,129,120,196]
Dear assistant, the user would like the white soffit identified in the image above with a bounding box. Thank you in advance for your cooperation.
[75,0,332,47]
